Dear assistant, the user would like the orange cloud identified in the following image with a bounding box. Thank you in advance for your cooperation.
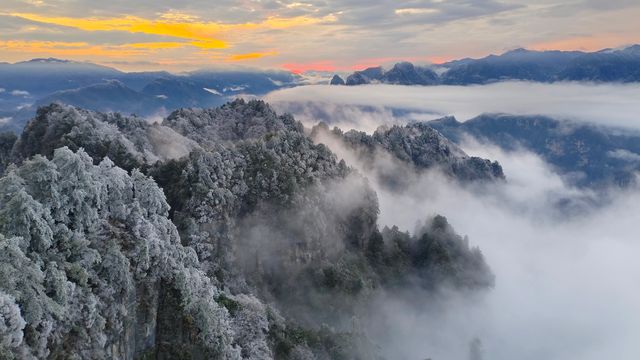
[124,42,185,49]
[8,12,229,49]
[7,12,336,51]
[227,51,277,61]
[0,40,181,58]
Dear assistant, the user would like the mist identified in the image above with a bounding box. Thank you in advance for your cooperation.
[285,83,640,359]
[264,82,640,132]
[371,143,640,360]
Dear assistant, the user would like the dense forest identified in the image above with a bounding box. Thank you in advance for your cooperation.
[0,100,496,359]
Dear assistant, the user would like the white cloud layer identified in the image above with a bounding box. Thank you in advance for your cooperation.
[333,136,640,360]
[265,82,640,130]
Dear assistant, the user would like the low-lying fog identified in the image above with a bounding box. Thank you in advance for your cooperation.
[264,82,640,132]
[264,83,640,359]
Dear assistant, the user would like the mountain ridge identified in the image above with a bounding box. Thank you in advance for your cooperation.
[333,45,640,85]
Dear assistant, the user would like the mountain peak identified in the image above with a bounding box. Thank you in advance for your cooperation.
[20,57,72,64]
[330,74,345,85]
[621,44,640,55]
[503,48,533,55]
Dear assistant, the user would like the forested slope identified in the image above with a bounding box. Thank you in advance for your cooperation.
[0,100,495,359]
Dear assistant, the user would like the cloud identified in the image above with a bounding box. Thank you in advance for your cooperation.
[146,124,200,160]
[10,90,29,96]
[314,121,640,359]
[608,149,640,162]
[4,11,337,50]
[0,88,5,93]
[0,40,179,60]
[227,51,277,61]
[5,12,229,49]
[265,82,640,130]
[382,148,640,360]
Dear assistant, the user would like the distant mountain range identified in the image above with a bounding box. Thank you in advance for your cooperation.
[428,114,640,188]
[0,58,301,132]
[2,45,640,133]
[332,45,640,86]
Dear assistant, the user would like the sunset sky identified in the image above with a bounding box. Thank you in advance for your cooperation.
[1,0,639,72]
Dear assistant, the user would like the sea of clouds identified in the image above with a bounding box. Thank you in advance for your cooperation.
[264,82,640,360]
[265,82,640,132]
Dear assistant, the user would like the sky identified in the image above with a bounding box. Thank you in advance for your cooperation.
[0,0,639,72]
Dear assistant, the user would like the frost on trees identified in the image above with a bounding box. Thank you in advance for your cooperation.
[0,148,244,359]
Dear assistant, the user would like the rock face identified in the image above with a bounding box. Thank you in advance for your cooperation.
[0,100,495,359]
[428,114,640,187]
[329,75,345,85]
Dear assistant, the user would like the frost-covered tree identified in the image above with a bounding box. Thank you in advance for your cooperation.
[11,103,198,173]
[0,148,243,359]
[164,99,303,148]
[311,120,505,186]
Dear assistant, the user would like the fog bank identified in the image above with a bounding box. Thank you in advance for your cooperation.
[302,90,640,359]
[370,143,640,360]
[264,82,640,131]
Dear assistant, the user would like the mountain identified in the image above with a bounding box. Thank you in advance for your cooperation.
[0,58,124,97]
[330,74,345,85]
[555,45,640,82]
[35,80,166,115]
[140,77,225,109]
[344,62,439,85]
[186,69,300,95]
[5,79,225,133]
[334,45,640,86]
[0,60,301,133]
[428,114,640,187]
[312,121,504,188]
[0,100,494,359]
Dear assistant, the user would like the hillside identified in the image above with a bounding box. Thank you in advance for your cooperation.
[0,101,495,359]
